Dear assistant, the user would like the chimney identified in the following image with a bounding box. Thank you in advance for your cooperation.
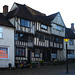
[71,23,74,31]
[3,5,8,15]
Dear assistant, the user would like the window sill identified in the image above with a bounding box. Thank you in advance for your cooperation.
[0,58,9,60]
[21,25,31,28]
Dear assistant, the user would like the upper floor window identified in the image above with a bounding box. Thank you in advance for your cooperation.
[39,34,45,42]
[56,25,64,31]
[59,38,63,43]
[56,25,61,31]
[15,33,18,40]
[41,24,47,30]
[69,39,74,45]
[0,27,3,38]
[21,19,31,28]
[54,37,59,43]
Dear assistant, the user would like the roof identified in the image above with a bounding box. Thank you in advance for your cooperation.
[34,15,50,26]
[6,5,36,21]
[65,28,75,39]
[47,12,59,24]
[6,3,61,27]
[6,3,51,26]
[0,13,15,28]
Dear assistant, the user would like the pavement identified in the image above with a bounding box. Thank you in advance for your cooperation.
[56,70,75,75]
[0,63,75,75]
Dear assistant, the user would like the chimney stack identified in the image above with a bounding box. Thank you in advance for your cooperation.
[3,5,8,15]
[71,23,74,31]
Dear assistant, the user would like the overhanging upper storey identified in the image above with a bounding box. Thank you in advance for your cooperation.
[47,12,65,37]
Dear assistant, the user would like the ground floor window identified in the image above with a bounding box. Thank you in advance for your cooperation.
[0,47,8,59]
[16,47,25,57]
[51,50,57,59]
[35,49,40,58]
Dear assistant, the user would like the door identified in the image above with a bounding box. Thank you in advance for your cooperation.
[28,50,31,63]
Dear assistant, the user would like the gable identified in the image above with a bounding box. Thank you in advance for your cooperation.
[52,13,65,27]
[10,3,18,11]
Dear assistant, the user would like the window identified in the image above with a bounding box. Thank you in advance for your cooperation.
[0,47,8,59]
[56,25,64,31]
[39,34,45,41]
[41,24,47,30]
[45,36,49,40]
[15,33,18,40]
[69,39,74,45]
[21,19,25,26]
[56,25,61,31]
[0,27,3,38]
[68,50,74,54]
[50,36,54,42]
[54,37,59,43]
[35,33,39,38]
[21,19,31,28]
[16,47,25,57]
[35,49,40,58]
[59,38,63,43]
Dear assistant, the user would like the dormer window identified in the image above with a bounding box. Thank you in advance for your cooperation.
[21,19,31,28]
[41,24,47,30]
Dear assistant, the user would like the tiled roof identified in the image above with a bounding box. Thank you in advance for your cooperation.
[6,3,59,26]
[65,28,75,39]
[0,13,15,28]
[47,12,59,23]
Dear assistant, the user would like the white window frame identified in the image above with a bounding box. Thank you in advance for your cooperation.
[0,47,9,59]
[0,27,3,38]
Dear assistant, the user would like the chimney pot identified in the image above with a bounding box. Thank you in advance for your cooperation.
[71,23,74,31]
[3,5,8,15]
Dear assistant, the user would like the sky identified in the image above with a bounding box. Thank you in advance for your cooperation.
[0,0,75,28]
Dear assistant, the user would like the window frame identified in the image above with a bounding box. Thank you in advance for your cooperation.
[0,47,9,59]
[56,25,64,31]
[41,24,47,30]
[39,34,45,42]
[16,47,25,57]
[20,19,31,28]
[34,49,40,58]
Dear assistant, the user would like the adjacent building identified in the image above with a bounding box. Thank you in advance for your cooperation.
[0,12,15,67]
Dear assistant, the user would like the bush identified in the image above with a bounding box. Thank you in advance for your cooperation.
[39,60,44,66]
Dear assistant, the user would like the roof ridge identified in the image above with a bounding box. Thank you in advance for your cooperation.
[48,12,59,17]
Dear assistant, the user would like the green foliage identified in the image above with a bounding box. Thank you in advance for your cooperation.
[39,60,44,65]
